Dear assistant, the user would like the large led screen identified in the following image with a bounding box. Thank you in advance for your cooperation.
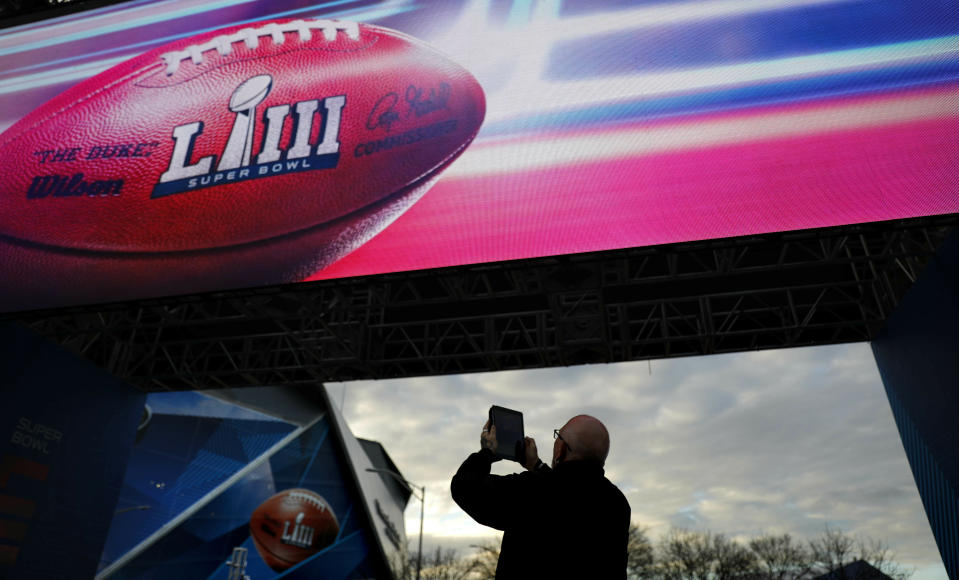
[1,0,957,312]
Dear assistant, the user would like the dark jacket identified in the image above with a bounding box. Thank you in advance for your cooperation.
[451,448,630,579]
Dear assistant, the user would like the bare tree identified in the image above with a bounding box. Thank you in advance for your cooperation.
[628,523,657,579]
[658,528,717,580]
[853,536,913,580]
[808,525,857,576]
[422,546,477,580]
[392,524,913,580]
[749,533,813,580]
[713,533,757,580]
[657,528,757,580]
[466,539,500,580]
[808,526,912,580]
[397,545,478,580]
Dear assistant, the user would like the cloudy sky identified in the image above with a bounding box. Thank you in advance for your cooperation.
[332,343,947,579]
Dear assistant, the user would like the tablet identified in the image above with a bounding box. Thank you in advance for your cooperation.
[489,405,525,464]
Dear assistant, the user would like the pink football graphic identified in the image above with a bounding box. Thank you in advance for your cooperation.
[0,18,485,311]
[250,488,339,571]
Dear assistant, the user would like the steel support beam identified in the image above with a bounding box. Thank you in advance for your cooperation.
[9,216,956,390]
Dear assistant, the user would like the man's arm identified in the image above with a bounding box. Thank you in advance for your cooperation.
[450,447,507,529]
[451,422,528,530]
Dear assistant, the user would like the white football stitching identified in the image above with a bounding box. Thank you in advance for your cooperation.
[160,19,361,76]
[287,490,328,512]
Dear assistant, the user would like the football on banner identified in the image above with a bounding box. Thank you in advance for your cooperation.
[249,488,340,571]
[0,18,485,311]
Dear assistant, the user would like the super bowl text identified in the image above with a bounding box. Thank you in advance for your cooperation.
[152,74,345,198]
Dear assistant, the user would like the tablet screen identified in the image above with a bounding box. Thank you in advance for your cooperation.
[489,406,524,463]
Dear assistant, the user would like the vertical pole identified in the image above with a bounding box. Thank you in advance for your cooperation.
[416,486,424,580]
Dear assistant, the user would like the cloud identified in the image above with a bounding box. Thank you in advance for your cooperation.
[332,343,945,573]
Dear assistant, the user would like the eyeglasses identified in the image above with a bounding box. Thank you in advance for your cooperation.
[553,429,573,452]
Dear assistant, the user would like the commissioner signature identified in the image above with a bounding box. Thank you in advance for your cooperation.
[366,82,451,133]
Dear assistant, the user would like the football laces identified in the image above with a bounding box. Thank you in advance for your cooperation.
[287,490,329,512]
[160,19,361,76]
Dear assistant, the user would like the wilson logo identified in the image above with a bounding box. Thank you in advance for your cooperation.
[152,74,345,198]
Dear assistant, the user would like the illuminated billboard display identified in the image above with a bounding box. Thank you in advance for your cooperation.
[1,0,957,312]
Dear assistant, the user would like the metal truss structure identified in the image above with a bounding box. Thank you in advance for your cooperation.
[12,215,958,391]
[0,0,123,29]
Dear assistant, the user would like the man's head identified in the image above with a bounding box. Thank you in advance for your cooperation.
[552,415,610,468]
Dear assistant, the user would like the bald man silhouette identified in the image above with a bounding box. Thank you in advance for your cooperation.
[451,413,630,579]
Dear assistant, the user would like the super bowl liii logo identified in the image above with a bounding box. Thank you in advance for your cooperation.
[151,74,345,198]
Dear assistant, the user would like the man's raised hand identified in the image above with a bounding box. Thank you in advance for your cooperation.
[481,419,498,453]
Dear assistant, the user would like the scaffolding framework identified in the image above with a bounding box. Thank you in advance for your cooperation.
[12,216,957,391]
